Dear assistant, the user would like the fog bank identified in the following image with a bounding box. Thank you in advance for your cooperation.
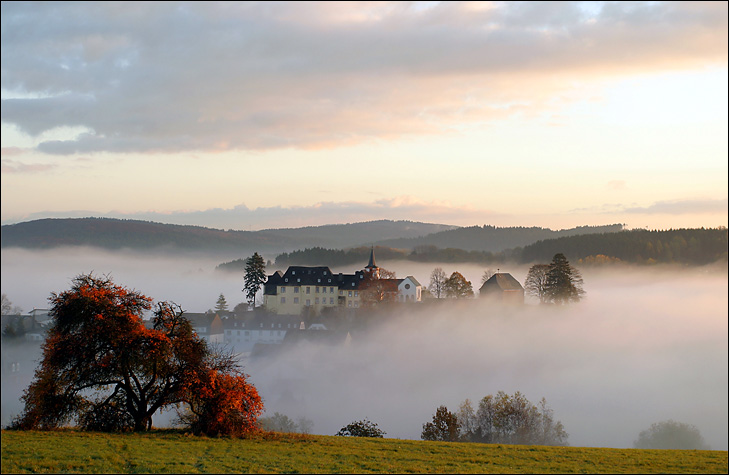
[1,248,726,449]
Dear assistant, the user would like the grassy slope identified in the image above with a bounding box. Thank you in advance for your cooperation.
[1,430,727,474]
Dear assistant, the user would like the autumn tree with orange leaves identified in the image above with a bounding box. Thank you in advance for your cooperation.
[10,274,262,435]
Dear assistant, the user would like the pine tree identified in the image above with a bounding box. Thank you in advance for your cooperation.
[544,253,585,304]
[214,294,228,313]
[243,253,266,307]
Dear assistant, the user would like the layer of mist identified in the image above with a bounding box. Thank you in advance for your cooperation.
[1,248,726,450]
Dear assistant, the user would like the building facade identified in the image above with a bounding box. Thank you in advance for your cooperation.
[263,248,423,315]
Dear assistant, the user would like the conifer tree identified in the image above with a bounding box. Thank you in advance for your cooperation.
[544,253,585,304]
[214,293,228,313]
[243,252,267,307]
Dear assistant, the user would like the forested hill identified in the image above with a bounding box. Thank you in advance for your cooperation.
[374,224,625,253]
[218,227,727,270]
[518,228,728,265]
[0,218,455,254]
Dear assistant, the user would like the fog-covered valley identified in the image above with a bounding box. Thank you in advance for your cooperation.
[2,247,726,450]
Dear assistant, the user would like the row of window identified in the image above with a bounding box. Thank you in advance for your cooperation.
[225,330,286,337]
[280,286,337,294]
[280,297,337,305]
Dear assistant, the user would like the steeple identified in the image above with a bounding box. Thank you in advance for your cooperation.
[364,246,380,279]
[367,246,377,269]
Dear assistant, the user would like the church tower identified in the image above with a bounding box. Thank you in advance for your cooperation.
[364,246,380,279]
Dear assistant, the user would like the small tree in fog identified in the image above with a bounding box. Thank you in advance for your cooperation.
[634,420,710,450]
[259,412,298,433]
[443,272,474,299]
[481,269,496,285]
[457,391,568,446]
[243,252,267,307]
[421,405,460,442]
[337,418,385,437]
[544,253,585,304]
[429,267,447,299]
[524,264,550,304]
[1,293,22,315]
[456,399,478,441]
[296,416,314,435]
[215,293,229,313]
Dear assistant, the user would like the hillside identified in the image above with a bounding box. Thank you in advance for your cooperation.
[375,224,625,253]
[219,227,729,270]
[1,430,726,474]
[0,218,456,255]
[519,228,729,265]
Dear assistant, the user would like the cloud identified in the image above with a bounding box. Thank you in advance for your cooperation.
[607,180,627,190]
[0,197,504,230]
[623,198,729,216]
[1,1,726,155]
[1,158,56,174]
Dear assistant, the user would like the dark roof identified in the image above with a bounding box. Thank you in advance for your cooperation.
[265,266,368,291]
[282,329,352,347]
[366,247,377,268]
[479,273,524,292]
[185,313,223,334]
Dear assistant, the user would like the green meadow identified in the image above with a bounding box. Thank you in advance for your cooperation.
[2,430,727,474]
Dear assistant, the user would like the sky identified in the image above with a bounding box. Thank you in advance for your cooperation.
[1,1,727,231]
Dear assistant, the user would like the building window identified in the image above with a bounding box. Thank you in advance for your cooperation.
[294,287,299,293]
[285,278,288,282]
[306,299,311,306]
[315,298,319,304]
[292,271,296,275]
[354,291,358,297]
[323,271,327,275]
[297,278,301,283]
[306,287,311,294]
[316,287,320,293]
[354,302,359,308]
[281,297,286,304]
[405,283,411,289]
[330,298,334,305]
[317,279,321,283]
[280,287,286,293]
[294,297,299,304]
[348,291,352,297]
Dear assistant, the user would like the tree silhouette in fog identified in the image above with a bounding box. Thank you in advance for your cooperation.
[544,253,585,304]
[634,420,709,450]
[243,252,267,307]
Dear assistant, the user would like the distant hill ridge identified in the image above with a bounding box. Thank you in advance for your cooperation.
[2,218,624,256]
[375,224,625,253]
[0,218,456,254]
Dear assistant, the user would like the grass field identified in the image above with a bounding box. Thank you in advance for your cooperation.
[1,430,727,474]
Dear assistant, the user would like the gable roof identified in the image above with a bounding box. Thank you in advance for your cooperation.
[479,273,524,292]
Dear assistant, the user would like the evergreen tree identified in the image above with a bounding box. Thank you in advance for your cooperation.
[544,253,585,304]
[214,293,228,313]
[243,253,267,307]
